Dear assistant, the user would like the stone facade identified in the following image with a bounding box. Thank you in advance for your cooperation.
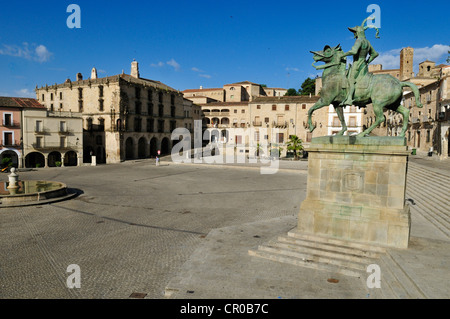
[364,49,449,158]
[185,80,326,156]
[197,95,328,157]
[0,100,23,168]
[22,108,83,168]
[36,61,195,164]
[183,81,287,104]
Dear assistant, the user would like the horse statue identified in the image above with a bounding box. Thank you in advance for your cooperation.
[307,44,423,138]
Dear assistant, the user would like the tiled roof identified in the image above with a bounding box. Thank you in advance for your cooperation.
[37,73,178,92]
[224,81,259,86]
[182,88,223,93]
[119,74,177,91]
[198,102,249,107]
[0,96,45,109]
[252,96,320,103]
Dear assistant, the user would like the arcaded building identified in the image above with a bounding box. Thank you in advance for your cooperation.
[36,61,195,164]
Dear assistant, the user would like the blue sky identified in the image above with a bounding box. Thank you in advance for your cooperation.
[0,0,449,97]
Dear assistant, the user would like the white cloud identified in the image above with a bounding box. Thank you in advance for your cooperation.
[151,61,165,68]
[35,45,52,62]
[199,74,211,79]
[192,67,204,72]
[286,67,300,72]
[414,44,450,63]
[167,59,181,71]
[0,42,52,63]
[375,44,450,70]
[14,88,35,98]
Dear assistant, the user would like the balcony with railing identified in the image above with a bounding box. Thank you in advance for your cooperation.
[252,121,262,127]
[34,127,49,134]
[2,121,20,128]
[1,140,20,148]
[58,127,72,135]
[31,142,78,151]
[411,117,420,124]
[273,120,288,128]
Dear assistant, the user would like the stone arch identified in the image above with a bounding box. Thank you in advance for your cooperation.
[48,151,62,167]
[25,152,45,168]
[211,129,220,143]
[150,137,158,157]
[161,137,170,156]
[0,150,19,168]
[138,137,147,159]
[125,137,134,160]
[221,129,229,143]
[64,151,78,166]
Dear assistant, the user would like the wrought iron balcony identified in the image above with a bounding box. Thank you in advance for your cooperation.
[2,121,20,128]
[1,140,20,147]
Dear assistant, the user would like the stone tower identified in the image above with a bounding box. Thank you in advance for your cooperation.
[400,47,414,80]
[131,60,140,78]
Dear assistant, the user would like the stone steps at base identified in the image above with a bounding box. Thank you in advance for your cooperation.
[257,244,370,271]
[287,231,388,254]
[249,231,386,278]
[248,249,364,277]
[378,252,427,299]
[277,236,381,261]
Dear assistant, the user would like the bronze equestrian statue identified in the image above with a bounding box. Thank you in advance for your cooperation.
[308,17,422,137]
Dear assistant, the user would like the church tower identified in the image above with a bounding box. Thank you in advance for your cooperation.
[400,47,414,80]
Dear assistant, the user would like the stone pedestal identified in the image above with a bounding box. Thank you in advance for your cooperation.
[298,136,411,249]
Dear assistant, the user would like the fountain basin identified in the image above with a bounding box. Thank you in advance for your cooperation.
[0,180,74,206]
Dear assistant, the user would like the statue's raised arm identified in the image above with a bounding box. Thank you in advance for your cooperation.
[340,16,380,106]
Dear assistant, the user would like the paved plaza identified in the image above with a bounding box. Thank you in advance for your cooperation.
[0,155,449,299]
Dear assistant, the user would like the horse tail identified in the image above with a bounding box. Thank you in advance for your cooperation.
[401,81,423,108]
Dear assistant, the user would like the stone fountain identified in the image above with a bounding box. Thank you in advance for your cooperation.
[0,168,76,207]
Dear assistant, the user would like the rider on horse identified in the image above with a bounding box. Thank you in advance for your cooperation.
[340,16,380,107]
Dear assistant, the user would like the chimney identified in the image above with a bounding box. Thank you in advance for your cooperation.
[76,73,83,81]
[91,67,98,80]
[131,59,140,78]
[200,86,203,90]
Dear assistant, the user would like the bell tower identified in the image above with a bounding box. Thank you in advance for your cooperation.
[400,47,414,80]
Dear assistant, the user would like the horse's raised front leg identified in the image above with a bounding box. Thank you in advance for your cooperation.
[335,106,347,136]
[308,99,329,133]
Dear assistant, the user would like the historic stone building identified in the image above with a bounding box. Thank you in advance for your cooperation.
[182,81,287,104]
[363,48,449,158]
[185,81,328,157]
[0,97,28,168]
[0,96,83,168]
[249,96,328,147]
[22,107,83,168]
[36,61,195,164]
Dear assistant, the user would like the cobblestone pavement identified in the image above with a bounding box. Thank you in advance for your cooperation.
[0,155,448,299]
[0,159,306,299]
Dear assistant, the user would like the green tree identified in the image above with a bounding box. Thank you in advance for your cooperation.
[447,50,450,63]
[285,88,299,96]
[286,135,304,160]
[298,77,316,96]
